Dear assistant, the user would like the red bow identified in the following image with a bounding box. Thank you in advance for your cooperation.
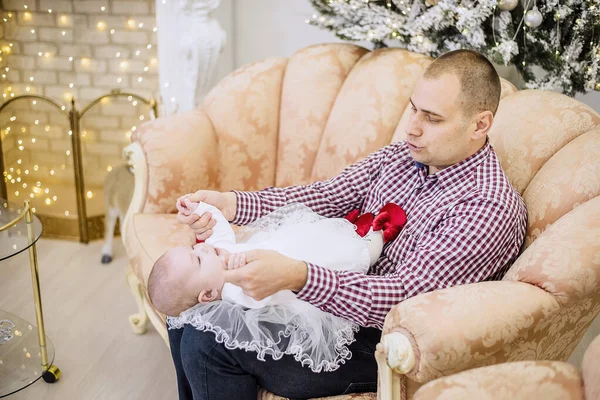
[345,203,407,242]
[344,209,375,237]
[373,203,407,242]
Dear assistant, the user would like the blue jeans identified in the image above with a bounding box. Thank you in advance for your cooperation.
[168,324,381,400]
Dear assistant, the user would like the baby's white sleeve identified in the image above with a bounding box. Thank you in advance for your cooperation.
[192,202,236,247]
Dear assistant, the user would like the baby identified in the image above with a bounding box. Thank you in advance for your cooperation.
[148,196,406,372]
[149,198,386,317]
[148,197,406,317]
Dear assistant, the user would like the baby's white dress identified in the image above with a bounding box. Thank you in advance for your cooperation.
[167,203,376,373]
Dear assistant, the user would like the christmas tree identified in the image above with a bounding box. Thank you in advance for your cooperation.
[308,0,600,96]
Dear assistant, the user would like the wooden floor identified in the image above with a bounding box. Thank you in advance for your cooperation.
[0,237,598,399]
[0,238,178,400]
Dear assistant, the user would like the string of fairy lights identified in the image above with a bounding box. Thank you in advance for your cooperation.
[0,4,161,216]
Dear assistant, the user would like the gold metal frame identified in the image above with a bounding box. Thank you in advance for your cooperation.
[0,90,158,243]
[0,199,61,383]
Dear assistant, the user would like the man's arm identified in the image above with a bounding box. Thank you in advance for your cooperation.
[231,143,401,226]
[297,199,527,328]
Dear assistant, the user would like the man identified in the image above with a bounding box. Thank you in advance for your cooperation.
[168,49,527,399]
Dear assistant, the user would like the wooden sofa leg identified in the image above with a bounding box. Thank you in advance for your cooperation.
[126,268,149,335]
[376,343,405,400]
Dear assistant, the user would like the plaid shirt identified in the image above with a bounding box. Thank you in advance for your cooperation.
[232,140,527,328]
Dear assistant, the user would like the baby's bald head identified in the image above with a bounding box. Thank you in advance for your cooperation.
[148,247,198,317]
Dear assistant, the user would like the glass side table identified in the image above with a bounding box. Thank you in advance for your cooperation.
[0,199,60,398]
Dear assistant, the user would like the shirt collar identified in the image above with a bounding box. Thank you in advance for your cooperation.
[412,140,491,188]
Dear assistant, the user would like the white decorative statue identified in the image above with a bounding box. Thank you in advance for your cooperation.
[156,0,227,115]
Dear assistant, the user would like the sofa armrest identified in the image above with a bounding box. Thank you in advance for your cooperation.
[128,108,220,215]
[413,360,583,400]
[380,280,560,383]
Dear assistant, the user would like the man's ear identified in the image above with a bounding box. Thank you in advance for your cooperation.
[472,111,494,140]
[198,289,219,304]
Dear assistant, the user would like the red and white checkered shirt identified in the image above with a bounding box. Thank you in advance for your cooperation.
[232,140,527,328]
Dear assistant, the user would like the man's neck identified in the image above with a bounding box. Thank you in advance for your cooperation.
[427,139,487,175]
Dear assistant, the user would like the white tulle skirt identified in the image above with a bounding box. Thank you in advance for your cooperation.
[167,204,371,373]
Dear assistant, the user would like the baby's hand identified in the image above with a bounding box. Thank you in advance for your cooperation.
[176,195,200,216]
[227,253,246,270]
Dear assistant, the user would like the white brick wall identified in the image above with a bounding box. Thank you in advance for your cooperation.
[1,0,159,192]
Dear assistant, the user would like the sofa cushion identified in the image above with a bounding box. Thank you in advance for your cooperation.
[276,44,369,187]
[413,360,583,400]
[488,90,600,195]
[522,128,600,247]
[131,213,196,287]
[309,49,431,182]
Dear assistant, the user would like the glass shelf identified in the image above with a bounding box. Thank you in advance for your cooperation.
[0,310,54,398]
[0,200,42,261]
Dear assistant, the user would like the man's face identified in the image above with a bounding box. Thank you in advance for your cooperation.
[405,73,476,174]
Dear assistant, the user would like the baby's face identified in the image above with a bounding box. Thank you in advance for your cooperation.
[169,244,227,300]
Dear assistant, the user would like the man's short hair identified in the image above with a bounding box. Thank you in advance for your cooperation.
[424,49,501,116]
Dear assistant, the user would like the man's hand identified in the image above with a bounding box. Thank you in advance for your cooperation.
[176,190,237,241]
[224,250,308,300]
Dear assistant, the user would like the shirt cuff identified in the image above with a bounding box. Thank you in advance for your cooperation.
[231,190,261,225]
[296,263,339,307]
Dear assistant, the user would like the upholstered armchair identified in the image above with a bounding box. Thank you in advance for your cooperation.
[411,333,600,400]
[121,43,600,399]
